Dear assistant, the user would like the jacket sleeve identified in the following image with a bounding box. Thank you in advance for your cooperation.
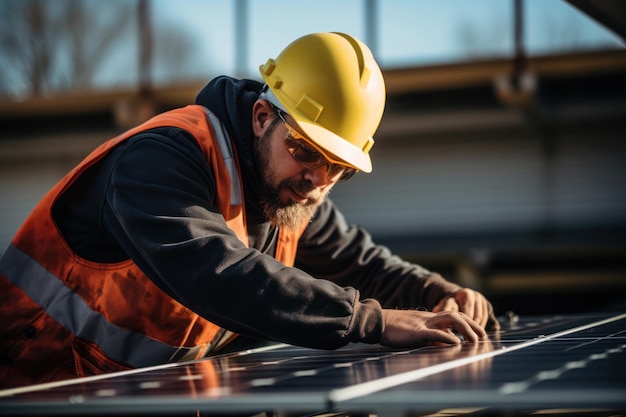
[295,199,462,310]
[100,130,382,349]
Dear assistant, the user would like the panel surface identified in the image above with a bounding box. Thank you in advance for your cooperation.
[0,313,624,416]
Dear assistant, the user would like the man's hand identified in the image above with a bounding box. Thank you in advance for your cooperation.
[379,309,487,348]
[433,288,500,331]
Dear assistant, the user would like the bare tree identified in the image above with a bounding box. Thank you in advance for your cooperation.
[0,0,134,98]
[0,0,203,100]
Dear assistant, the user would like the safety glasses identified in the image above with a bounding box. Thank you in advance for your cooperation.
[275,110,357,182]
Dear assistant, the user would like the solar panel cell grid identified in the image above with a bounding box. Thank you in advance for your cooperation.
[0,313,624,416]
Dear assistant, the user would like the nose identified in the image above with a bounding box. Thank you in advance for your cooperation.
[303,164,334,188]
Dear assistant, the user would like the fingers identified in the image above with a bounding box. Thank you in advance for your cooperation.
[455,289,480,327]
[429,272,502,331]
[467,293,488,329]
[380,309,486,348]
[461,312,488,340]
[432,295,458,313]
[427,311,486,343]
[432,289,500,333]
[454,289,473,317]
[486,303,501,331]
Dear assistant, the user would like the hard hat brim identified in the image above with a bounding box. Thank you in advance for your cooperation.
[291,117,373,173]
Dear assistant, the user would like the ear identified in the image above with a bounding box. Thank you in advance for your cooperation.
[252,99,273,137]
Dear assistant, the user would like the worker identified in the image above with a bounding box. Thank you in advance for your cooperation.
[0,32,499,389]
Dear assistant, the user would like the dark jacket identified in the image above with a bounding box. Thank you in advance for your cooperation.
[52,76,461,350]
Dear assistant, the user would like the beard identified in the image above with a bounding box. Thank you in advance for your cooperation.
[254,123,325,231]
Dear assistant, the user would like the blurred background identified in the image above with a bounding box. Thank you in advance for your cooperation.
[0,0,625,317]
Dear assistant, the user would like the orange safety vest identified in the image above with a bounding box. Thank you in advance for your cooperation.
[0,105,302,387]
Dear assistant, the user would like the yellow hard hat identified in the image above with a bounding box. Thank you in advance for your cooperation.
[259,32,386,173]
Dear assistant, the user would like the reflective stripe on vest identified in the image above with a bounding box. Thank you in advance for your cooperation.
[0,244,202,367]
[204,108,242,205]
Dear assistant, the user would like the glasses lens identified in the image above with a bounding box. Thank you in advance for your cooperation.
[277,109,357,181]
[291,143,325,167]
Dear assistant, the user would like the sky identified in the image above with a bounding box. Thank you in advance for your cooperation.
[144,0,623,85]
[1,0,622,94]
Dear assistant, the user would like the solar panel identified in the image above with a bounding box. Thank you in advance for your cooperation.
[1,312,624,416]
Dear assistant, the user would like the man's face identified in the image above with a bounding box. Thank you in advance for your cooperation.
[254,112,339,231]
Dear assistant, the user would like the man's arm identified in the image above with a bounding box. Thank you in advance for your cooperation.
[295,200,499,330]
